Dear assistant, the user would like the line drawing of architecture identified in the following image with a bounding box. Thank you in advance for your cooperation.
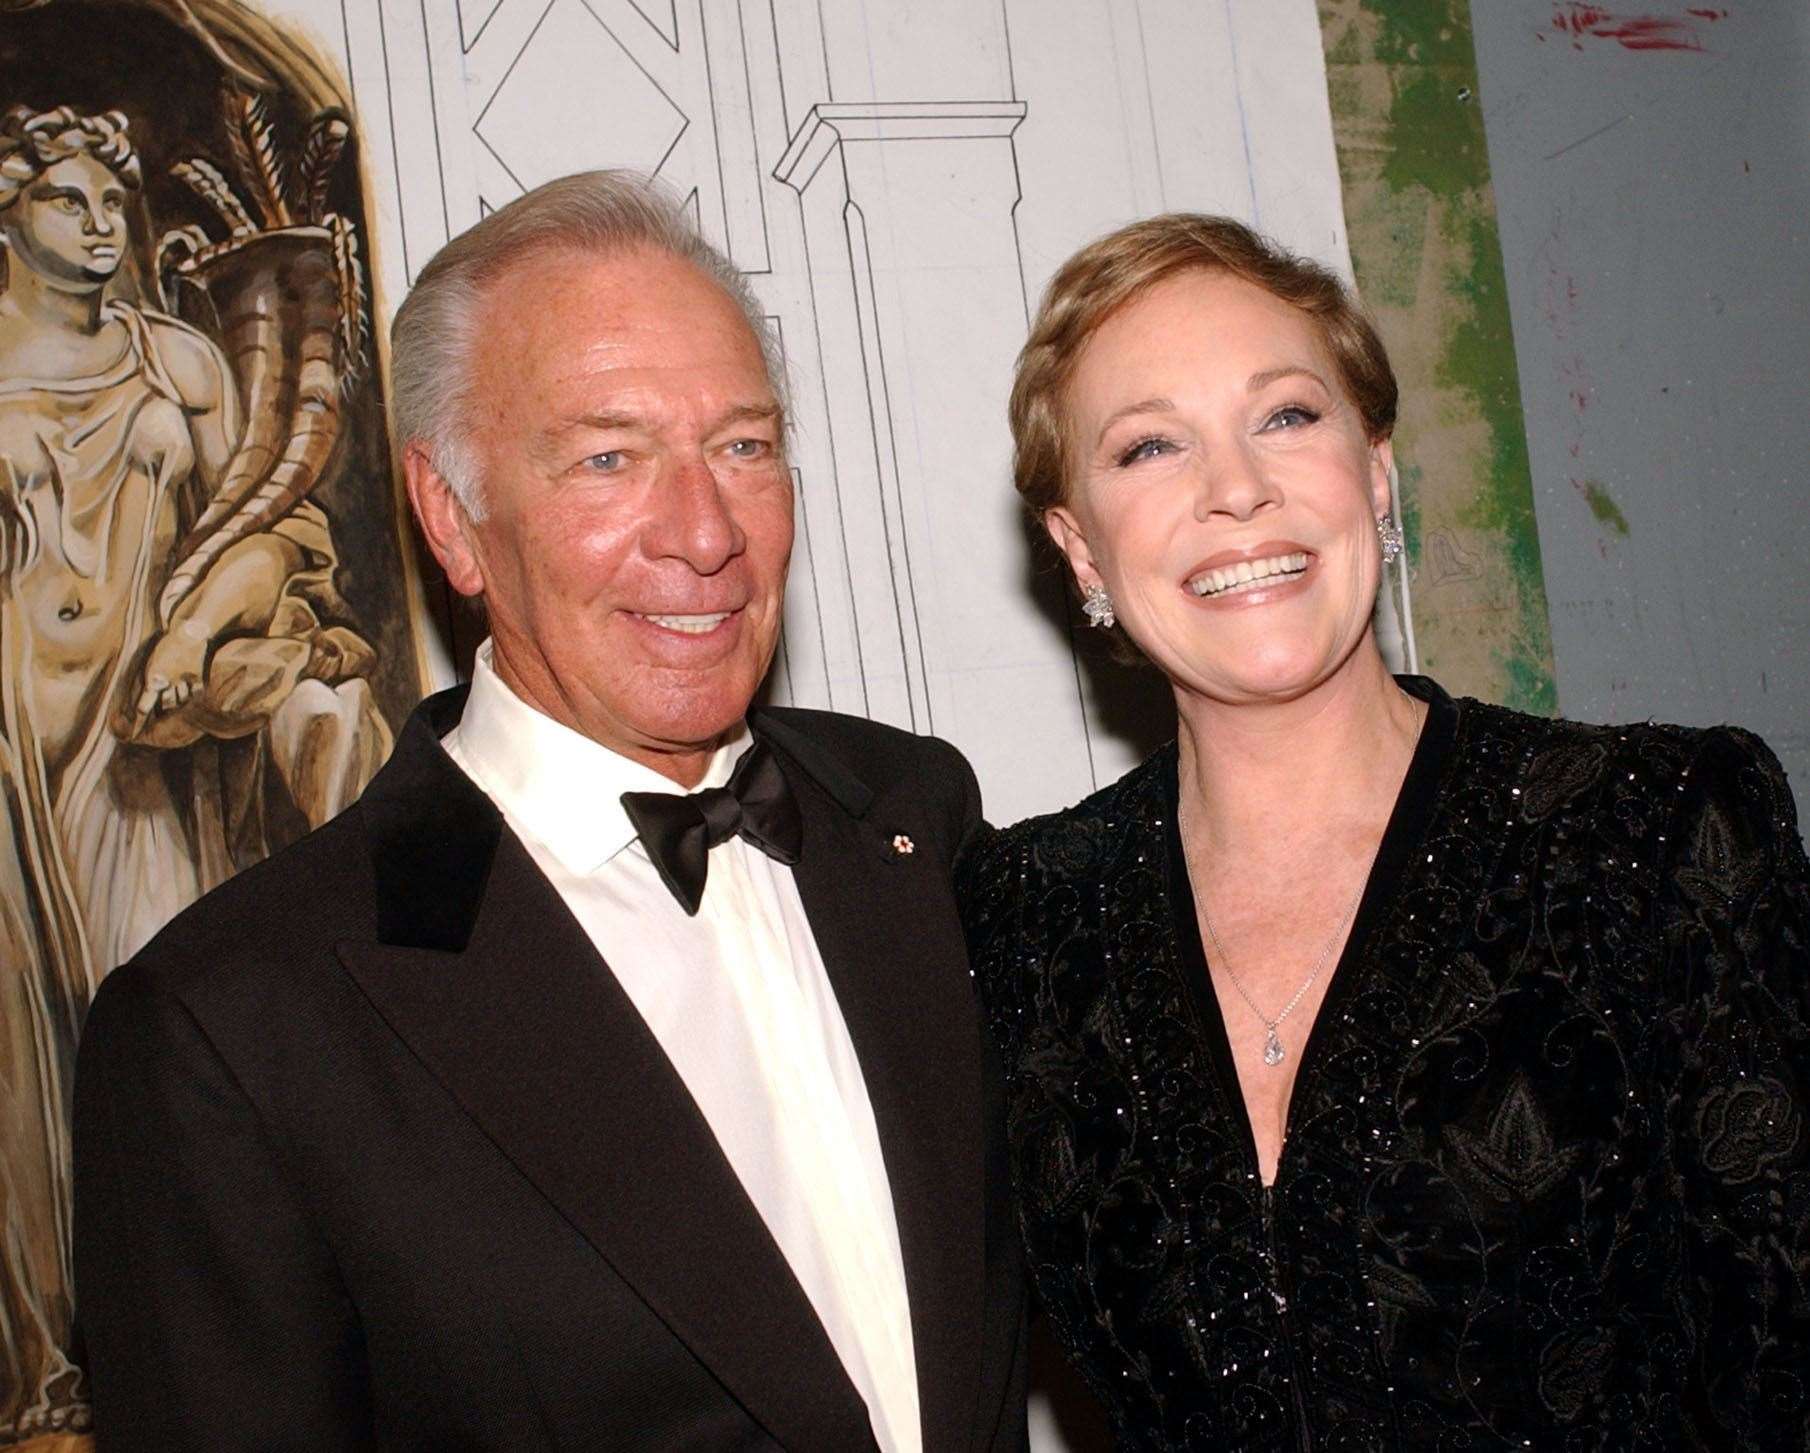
[2,4,1415,1447]
[303,0,1374,825]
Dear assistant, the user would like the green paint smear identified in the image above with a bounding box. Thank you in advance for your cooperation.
[1323,24,1365,66]
[1365,0,1473,66]
[1580,479,1631,535]
[1363,186,1432,311]
[1351,0,1557,715]
[1505,653,1555,716]
[1439,208,1539,586]
[1440,193,1557,716]
[1379,66,1486,198]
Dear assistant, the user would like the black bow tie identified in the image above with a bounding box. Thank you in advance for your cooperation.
[620,739,804,915]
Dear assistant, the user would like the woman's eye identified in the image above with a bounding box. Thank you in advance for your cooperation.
[1116,436,1175,467]
[1265,404,1320,430]
[55,197,83,213]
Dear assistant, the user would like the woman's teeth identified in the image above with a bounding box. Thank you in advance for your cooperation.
[641,612,730,634]
[1187,552,1309,598]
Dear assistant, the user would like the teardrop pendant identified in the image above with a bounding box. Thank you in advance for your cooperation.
[1263,1027,1286,1067]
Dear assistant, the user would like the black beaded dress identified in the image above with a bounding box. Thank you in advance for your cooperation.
[959,676,1810,1451]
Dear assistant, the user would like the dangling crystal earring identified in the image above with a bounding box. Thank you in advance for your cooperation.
[1376,514,1405,565]
[1081,583,1116,629]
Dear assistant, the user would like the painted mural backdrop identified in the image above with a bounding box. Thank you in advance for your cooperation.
[0,1,1550,1449]
[1318,0,1557,714]
[0,0,427,1441]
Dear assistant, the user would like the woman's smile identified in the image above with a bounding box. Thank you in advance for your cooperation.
[1182,544,1313,601]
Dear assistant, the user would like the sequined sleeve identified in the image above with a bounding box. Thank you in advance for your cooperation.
[962,815,1078,1116]
[1664,727,1810,1445]
[957,822,1018,1010]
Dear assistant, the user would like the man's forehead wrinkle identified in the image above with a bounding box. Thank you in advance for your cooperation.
[535,396,783,449]
[500,284,727,351]
[539,334,769,386]
[467,244,784,480]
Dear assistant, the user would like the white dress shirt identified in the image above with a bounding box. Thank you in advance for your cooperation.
[442,642,920,1453]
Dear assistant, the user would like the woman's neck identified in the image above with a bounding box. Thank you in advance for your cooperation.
[1175,644,1424,854]
[1,265,107,335]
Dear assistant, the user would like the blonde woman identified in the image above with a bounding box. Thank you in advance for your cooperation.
[962,214,1810,1449]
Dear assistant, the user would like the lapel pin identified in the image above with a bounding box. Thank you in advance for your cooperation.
[891,834,915,856]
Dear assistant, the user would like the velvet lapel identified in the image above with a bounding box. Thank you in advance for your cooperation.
[335,692,875,1451]
[754,711,987,1453]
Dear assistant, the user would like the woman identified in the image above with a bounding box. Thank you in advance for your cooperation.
[0,104,384,1441]
[960,214,1810,1449]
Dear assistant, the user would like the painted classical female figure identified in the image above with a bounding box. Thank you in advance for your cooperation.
[0,105,387,1441]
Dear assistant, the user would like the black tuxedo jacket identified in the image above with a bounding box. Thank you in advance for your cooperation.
[73,690,1028,1451]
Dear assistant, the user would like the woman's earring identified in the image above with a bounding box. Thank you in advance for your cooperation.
[1081,583,1116,629]
[1376,514,1405,565]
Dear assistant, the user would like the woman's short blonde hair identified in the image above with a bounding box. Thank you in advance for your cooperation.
[1009,213,1398,520]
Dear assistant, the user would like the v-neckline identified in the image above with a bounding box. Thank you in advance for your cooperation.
[1162,675,1460,1189]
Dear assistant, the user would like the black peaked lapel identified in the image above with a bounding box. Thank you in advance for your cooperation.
[755,711,987,1453]
[335,692,876,1451]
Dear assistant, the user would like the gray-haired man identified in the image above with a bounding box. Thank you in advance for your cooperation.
[74,172,1028,1452]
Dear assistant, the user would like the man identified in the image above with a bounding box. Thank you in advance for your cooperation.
[73,172,1028,1451]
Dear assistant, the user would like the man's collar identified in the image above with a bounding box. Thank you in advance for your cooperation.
[746,707,874,819]
[451,640,746,877]
[360,666,884,952]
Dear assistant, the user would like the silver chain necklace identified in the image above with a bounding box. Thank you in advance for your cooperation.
[1179,805,1375,1069]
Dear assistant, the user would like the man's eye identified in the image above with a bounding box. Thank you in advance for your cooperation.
[582,451,625,473]
[1116,436,1175,467]
[726,438,770,460]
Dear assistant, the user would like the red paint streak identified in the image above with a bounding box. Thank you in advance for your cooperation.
[1548,3,1717,53]
[1607,21,1705,51]
[1541,226,1599,502]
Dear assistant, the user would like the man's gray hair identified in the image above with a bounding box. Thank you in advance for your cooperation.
[389,170,784,518]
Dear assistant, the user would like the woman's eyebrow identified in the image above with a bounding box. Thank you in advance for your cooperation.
[1095,397,1175,439]
[1246,365,1329,393]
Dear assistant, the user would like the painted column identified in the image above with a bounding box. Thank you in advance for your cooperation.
[774,102,1095,806]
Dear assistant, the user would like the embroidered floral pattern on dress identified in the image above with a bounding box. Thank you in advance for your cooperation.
[960,678,1810,1451]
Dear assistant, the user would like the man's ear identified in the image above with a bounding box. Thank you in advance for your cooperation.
[403,443,486,599]
[1044,506,1105,596]
[1368,435,1396,521]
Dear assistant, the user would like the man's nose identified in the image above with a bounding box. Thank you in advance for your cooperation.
[647,454,745,572]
